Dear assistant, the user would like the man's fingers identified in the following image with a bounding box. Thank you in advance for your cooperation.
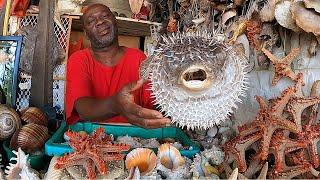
[123,79,144,92]
[133,106,164,119]
[131,118,171,129]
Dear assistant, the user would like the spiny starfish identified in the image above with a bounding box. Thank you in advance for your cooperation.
[55,128,130,180]
[262,47,300,86]
[222,132,262,172]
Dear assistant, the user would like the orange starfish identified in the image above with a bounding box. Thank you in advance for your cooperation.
[262,48,300,86]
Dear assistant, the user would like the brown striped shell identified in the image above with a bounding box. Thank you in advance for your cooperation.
[21,107,48,126]
[17,123,49,153]
[0,105,21,140]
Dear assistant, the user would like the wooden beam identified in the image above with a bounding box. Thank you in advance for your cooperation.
[30,0,55,107]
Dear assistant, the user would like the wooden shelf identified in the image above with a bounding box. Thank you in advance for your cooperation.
[72,16,162,37]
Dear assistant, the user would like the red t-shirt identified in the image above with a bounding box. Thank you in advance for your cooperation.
[66,47,153,125]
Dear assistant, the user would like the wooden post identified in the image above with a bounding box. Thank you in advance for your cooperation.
[30,0,55,107]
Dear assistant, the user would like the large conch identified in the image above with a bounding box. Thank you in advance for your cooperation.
[0,105,21,140]
[5,148,40,180]
[140,31,248,130]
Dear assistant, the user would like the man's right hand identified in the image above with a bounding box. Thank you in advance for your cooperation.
[111,79,171,129]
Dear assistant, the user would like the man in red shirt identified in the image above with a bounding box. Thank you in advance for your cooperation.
[66,3,170,128]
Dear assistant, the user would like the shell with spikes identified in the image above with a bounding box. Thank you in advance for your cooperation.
[140,30,249,130]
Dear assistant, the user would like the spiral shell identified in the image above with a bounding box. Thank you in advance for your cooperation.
[21,107,48,126]
[0,105,21,140]
[17,123,49,153]
[125,148,157,176]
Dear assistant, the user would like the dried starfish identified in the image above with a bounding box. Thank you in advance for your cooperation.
[268,162,313,179]
[222,132,262,172]
[262,47,300,86]
[55,128,130,180]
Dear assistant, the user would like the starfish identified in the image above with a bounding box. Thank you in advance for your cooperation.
[222,131,262,172]
[55,128,130,180]
[262,47,300,86]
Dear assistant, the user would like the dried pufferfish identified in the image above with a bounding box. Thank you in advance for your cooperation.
[140,31,249,130]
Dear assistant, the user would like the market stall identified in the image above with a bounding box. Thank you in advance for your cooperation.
[0,0,320,179]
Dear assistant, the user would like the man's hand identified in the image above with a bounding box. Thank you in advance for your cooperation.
[112,79,171,129]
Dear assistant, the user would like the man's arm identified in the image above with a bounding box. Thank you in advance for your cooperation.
[74,80,171,129]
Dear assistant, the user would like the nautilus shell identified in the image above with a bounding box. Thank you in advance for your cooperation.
[21,107,48,126]
[140,31,248,130]
[17,123,49,153]
[0,105,21,140]
[125,148,157,176]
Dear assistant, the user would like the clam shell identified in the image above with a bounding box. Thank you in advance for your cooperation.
[259,0,276,22]
[275,1,301,32]
[125,148,157,176]
[17,123,49,153]
[304,0,320,13]
[21,107,48,126]
[0,105,21,140]
[158,144,185,171]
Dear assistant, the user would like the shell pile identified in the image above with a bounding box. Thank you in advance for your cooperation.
[0,105,21,140]
[125,148,157,176]
[21,107,48,126]
[140,31,248,130]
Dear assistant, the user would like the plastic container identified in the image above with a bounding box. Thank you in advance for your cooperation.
[2,140,47,170]
[45,122,200,158]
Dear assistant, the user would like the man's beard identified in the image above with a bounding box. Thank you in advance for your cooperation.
[88,26,117,49]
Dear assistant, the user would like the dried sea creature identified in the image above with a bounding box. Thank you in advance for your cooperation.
[291,1,320,37]
[17,123,49,153]
[275,0,301,32]
[125,148,157,176]
[5,148,40,180]
[21,107,48,126]
[140,31,248,130]
[0,105,21,140]
[167,16,178,33]
[258,0,276,22]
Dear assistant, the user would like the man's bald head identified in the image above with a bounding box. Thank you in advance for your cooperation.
[83,4,118,49]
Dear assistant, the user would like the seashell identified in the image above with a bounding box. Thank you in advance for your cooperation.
[158,144,185,171]
[228,168,238,180]
[206,126,218,138]
[5,148,40,180]
[0,105,21,140]
[303,0,320,13]
[127,166,140,180]
[291,1,320,37]
[125,148,157,176]
[259,0,276,22]
[9,128,20,150]
[221,10,237,27]
[275,0,301,32]
[44,157,63,180]
[17,123,49,153]
[21,107,48,126]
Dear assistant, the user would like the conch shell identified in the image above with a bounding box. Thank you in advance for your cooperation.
[21,107,48,126]
[0,105,21,140]
[17,123,49,153]
[125,148,157,176]
[275,0,301,32]
[158,144,185,171]
[291,1,320,36]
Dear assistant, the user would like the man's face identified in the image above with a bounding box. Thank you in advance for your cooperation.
[83,5,118,49]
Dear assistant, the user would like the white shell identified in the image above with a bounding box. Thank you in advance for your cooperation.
[206,126,218,138]
[275,1,301,32]
[304,0,320,13]
[0,105,21,140]
[44,157,63,180]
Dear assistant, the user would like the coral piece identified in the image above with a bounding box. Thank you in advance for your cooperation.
[262,47,300,86]
[21,107,48,126]
[0,105,21,140]
[140,30,248,130]
[55,128,130,180]
[5,148,40,180]
[125,148,157,176]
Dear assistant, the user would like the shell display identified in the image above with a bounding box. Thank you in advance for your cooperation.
[140,31,248,130]
[125,148,157,176]
[17,123,49,153]
[0,105,21,140]
[21,107,48,126]
[5,148,40,180]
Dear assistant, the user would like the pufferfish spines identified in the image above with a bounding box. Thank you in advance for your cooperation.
[140,31,249,130]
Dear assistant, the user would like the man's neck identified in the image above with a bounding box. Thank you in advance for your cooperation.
[91,42,125,66]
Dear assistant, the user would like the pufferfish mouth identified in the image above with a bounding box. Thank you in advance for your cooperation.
[180,65,212,91]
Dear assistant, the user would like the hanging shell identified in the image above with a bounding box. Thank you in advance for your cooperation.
[5,148,40,180]
[303,0,320,13]
[17,123,49,153]
[274,0,301,32]
[125,148,157,176]
[21,107,48,126]
[158,144,185,171]
[0,105,21,140]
